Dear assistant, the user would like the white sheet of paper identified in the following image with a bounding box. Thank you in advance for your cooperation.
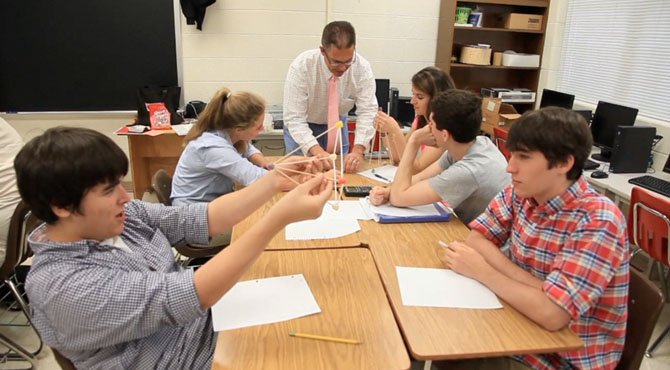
[285,218,360,240]
[320,200,372,220]
[357,165,398,184]
[171,123,194,136]
[362,198,443,217]
[212,274,321,331]
[396,266,502,309]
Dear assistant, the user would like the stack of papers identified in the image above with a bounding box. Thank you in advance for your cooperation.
[359,198,451,224]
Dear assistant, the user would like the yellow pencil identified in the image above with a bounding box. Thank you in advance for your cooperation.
[289,331,361,345]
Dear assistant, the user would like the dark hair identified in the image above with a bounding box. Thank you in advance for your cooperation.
[13,127,128,224]
[430,89,482,143]
[321,21,356,49]
[411,67,456,128]
[507,107,593,180]
[185,87,265,153]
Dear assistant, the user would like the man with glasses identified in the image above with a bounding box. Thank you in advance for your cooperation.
[283,21,377,172]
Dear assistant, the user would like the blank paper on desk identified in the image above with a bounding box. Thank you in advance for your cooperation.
[212,274,321,331]
[396,266,502,309]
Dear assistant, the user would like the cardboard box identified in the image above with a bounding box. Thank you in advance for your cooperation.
[481,97,521,135]
[502,52,540,68]
[504,13,543,31]
[460,45,491,65]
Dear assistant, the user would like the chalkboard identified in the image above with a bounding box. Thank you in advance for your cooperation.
[0,0,179,112]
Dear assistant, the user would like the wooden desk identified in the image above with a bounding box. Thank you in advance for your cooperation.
[212,248,410,370]
[126,132,183,196]
[361,220,583,360]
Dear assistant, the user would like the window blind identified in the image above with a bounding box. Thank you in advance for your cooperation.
[557,0,670,122]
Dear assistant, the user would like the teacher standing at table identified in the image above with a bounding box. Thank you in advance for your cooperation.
[283,20,377,173]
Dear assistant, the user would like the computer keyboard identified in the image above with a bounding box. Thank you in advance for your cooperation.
[584,159,600,170]
[628,175,670,198]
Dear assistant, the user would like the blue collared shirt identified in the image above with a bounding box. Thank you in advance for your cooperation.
[26,200,214,369]
[171,130,266,205]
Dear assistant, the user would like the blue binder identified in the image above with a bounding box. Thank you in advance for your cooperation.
[374,203,452,224]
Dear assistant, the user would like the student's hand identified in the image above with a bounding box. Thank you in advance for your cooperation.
[269,174,333,224]
[409,125,437,147]
[374,111,403,136]
[437,241,490,280]
[314,152,334,171]
[270,156,317,191]
[369,186,390,205]
[344,146,365,173]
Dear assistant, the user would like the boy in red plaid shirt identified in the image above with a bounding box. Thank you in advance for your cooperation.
[438,107,629,370]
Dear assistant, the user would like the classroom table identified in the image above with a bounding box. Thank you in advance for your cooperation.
[211,248,411,370]
[360,220,584,360]
[222,158,583,366]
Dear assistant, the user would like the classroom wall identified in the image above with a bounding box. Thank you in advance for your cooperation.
[4,0,670,174]
[180,0,441,104]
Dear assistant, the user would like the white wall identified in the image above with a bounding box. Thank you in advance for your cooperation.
[181,0,441,104]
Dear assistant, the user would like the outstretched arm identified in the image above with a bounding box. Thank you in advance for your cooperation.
[194,174,332,308]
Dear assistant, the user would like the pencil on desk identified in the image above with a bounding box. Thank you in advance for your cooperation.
[289,331,361,345]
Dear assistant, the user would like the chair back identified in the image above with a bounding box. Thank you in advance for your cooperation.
[628,187,670,266]
[151,169,173,206]
[492,127,511,161]
[615,268,665,370]
[0,201,41,281]
[52,348,77,370]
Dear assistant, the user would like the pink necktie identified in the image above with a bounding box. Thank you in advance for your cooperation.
[326,75,339,153]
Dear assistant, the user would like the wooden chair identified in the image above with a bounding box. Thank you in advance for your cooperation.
[151,170,226,264]
[627,186,670,357]
[0,201,43,369]
[615,268,665,370]
[492,127,511,161]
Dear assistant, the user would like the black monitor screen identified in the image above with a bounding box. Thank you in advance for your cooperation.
[375,79,390,113]
[396,97,415,126]
[539,89,575,109]
[591,101,639,162]
[662,153,670,174]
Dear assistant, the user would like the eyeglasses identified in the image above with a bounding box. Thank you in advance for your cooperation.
[321,48,357,68]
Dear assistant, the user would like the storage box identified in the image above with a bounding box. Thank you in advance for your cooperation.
[502,52,540,68]
[504,13,543,31]
[481,97,521,135]
[460,45,491,65]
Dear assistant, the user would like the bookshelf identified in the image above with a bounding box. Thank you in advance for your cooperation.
[436,0,551,113]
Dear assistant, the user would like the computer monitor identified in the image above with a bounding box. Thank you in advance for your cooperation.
[539,89,575,109]
[375,79,390,113]
[590,101,639,162]
[573,109,593,125]
[396,96,415,126]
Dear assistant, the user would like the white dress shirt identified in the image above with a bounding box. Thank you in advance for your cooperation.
[0,117,23,266]
[283,49,377,151]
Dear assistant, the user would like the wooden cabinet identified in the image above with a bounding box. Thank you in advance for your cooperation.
[436,0,551,113]
[252,131,286,155]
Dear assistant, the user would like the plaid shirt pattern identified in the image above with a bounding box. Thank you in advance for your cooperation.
[470,177,629,370]
[27,200,215,370]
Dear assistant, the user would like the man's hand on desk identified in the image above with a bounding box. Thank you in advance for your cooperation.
[308,145,334,171]
[344,145,365,173]
[269,156,327,192]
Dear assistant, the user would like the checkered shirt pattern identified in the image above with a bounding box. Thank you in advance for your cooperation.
[26,200,215,369]
[470,177,629,370]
